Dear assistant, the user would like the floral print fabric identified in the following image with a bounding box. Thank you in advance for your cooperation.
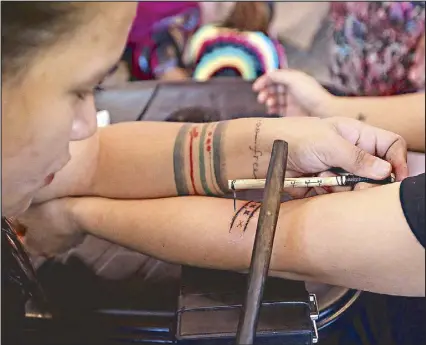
[330,2,425,96]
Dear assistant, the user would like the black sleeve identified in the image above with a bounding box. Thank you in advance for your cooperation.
[399,173,425,248]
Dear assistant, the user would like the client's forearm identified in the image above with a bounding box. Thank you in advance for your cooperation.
[324,93,425,152]
[70,183,424,296]
[35,119,284,202]
[88,118,292,198]
[71,195,304,275]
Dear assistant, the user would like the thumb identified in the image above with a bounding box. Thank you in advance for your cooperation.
[330,138,392,180]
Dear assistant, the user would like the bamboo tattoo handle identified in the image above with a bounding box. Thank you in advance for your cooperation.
[229,174,395,191]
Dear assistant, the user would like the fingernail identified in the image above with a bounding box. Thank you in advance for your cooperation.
[372,160,391,177]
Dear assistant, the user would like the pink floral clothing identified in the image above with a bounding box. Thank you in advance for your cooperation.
[126,2,201,80]
[329,2,425,96]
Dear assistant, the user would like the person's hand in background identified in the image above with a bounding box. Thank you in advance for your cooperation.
[277,116,408,184]
[254,68,426,152]
[253,68,334,117]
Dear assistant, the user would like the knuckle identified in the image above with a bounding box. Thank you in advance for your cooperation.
[354,148,367,167]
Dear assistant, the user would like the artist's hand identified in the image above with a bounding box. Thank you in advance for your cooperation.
[409,33,425,88]
[17,198,85,257]
[277,116,407,199]
[253,69,335,117]
[281,116,408,182]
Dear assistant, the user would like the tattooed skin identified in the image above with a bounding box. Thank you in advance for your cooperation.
[248,120,263,179]
[173,122,229,196]
[229,201,262,238]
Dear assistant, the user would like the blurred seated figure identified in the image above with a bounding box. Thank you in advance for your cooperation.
[122,2,202,81]
[133,2,286,83]
[184,2,286,82]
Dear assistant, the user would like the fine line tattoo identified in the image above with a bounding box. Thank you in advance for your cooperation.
[230,201,252,230]
[248,120,263,179]
[229,201,262,235]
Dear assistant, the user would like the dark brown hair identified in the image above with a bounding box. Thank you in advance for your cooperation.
[1,2,86,81]
[222,2,271,34]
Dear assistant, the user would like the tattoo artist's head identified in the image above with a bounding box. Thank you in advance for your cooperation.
[1,3,137,217]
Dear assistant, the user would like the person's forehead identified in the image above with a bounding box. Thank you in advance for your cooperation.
[84,3,136,40]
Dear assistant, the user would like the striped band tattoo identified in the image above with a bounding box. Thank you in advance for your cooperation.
[173,122,229,196]
[173,124,191,195]
[213,122,228,193]
[198,124,215,195]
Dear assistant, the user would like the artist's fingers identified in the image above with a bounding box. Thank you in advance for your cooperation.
[325,137,393,180]
[366,127,408,181]
[351,126,408,180]
[329,118,408,181]
[383,137,409,181]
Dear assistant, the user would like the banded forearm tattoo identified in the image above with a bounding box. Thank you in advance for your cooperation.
[229,201,261,238]
[173,122,229,196]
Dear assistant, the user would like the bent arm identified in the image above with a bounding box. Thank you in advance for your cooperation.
[34,118,299,202]
[69,182,425,297]
[323,92,425,152]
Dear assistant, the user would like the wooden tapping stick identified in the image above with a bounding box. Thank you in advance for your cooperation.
[235,140,288,345]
